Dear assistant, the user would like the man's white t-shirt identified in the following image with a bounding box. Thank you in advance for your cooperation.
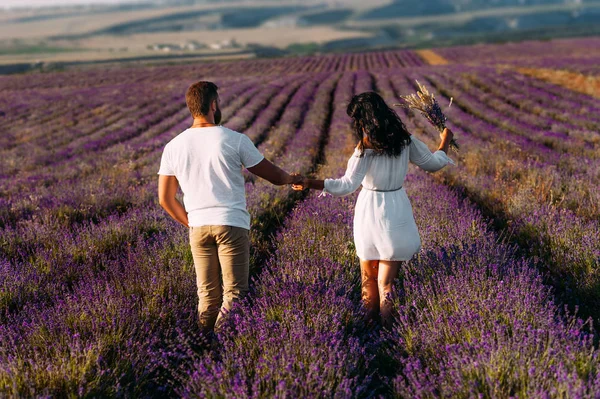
[157,126,264,230]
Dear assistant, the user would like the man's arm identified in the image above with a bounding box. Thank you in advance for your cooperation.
[292,178,324,191]
[158,175,189,227]
[247,158,300,186]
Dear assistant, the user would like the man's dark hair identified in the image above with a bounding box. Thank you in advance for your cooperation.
[186,81,219,117]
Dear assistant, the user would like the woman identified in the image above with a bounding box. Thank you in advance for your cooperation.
[292,91,454,327]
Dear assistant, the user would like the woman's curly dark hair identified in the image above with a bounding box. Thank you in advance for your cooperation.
[347,91,411,157]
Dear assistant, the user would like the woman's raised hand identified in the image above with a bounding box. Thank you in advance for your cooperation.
[438,127,454,153]
[440,127,454,141]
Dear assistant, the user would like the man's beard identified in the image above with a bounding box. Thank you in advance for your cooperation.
[214,107,222,125]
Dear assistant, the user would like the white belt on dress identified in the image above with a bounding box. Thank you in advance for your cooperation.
[362,186,403,192]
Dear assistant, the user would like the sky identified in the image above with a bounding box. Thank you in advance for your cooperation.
[0,0,145,8]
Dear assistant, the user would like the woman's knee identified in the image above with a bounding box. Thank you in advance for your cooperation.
[377,261,401,291]
[360,259,379,277]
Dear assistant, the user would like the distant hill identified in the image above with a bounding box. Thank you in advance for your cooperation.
[347,0,600,51]
[360,0,571,19]
[0,0,598,68]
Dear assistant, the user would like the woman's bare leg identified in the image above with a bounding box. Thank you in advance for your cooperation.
[378,261,401,329]
[359,259,380,323]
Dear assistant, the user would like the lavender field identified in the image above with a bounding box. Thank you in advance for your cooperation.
[1,37,600,397]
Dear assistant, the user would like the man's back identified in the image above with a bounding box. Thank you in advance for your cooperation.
[158,126,263,229]
[157,80,300,332]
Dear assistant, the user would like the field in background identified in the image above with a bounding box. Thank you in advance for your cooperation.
[1,36,600,397]
[1,0,600,69]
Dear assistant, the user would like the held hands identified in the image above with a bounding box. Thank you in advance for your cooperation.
[290,173,309,191]
[289,173,304,186]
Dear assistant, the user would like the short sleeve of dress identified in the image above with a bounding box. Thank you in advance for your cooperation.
[239,134,264,168]
[157,143,176,176]
[409,136,455,172]
[323,149,371,197]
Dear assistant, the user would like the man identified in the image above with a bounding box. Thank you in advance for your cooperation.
[158,81,300,333]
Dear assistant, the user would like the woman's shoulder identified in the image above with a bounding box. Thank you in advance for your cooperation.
[352,147,375,158]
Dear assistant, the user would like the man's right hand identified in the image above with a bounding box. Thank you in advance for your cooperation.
[292,179,307,191]
[290,173,304,186]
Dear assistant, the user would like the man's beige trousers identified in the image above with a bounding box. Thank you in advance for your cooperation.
[189,225,250,331]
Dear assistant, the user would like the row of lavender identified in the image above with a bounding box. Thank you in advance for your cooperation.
[374,71,600,396]
[0,75,261,176]
[0,71,311,234]
[432,36,600,66]
[388,172,599,397]
[0,65,342,321]
[385,64,600,321]
[0,75,273,395]
[175,68,600,396]
[175,64,600,396]
[0,67,345,395]
[1,64,399,395]
[177,70,374,397]
[1,43,599,396]
[2,62,407,395]
[503,56,600,76]
[0,49,424,93]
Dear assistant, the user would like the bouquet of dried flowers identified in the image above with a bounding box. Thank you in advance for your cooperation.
[394,80,459,153]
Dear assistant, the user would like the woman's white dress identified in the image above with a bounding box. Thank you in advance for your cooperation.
[323,136,454,261]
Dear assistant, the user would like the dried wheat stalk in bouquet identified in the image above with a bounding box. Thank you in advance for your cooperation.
[394,80,459,153]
